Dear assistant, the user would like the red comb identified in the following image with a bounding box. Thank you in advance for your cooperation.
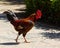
[36,9,42,20]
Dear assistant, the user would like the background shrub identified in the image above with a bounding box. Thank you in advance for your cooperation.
[25,0,60,26]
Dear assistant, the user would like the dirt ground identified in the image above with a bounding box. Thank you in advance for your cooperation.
[0,1,60,48]
[0,1,26,13]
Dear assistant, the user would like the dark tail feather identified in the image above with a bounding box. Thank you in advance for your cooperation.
[3,10,18,21]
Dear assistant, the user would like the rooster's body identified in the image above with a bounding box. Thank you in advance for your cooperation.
[3,10,42,43]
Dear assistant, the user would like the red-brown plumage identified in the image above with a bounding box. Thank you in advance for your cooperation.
[3,9,42,43]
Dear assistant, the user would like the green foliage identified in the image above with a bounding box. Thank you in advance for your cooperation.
[25,0,60,26]
[25,0,37,15]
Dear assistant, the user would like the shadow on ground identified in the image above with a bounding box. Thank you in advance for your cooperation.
[0,15,7,20]
[0,42,19,45]
[0,0,25,5]
[35,21,60,30]
[15,8,26,12]
[41,32,60,39]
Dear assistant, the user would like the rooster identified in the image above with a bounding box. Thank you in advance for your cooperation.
[3,10,42,43]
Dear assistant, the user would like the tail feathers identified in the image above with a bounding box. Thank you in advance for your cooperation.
[7,10,18,20]
[3,10,18,21]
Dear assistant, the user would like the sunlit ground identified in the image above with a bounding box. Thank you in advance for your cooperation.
[0,0,26,13]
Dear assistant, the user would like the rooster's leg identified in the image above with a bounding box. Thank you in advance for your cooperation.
[23,33,30,43]
[15,32,21,43]
[15,35,19,43]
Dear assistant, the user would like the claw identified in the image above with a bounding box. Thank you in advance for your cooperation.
[15,39,18,43]
[24,41,30,43]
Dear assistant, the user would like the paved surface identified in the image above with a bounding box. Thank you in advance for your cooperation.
[0,1,60,48]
